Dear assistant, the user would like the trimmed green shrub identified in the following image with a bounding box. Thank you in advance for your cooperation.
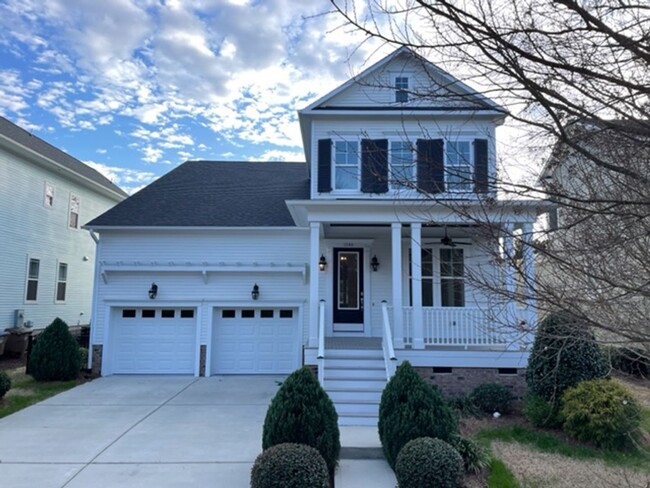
[526,312,608,404]
[609,346,649,378]
[450,435,491,474]
[523,393,561,428]
[560,379,641,450]
[378,361,458,469]
[250,443,328,488]
[79,347,89,370]
[28,318,81,381]
[469,383,514,415]
[395,437,463,488]
[447,394,481,418]
[262,367,340,475]
[0,370,11,399]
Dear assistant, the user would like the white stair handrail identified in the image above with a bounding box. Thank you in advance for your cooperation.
[317,299,325,386]
[381,300,397,379]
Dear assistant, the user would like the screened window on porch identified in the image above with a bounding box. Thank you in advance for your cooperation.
[408,247,465,307]
[440,248,465,307]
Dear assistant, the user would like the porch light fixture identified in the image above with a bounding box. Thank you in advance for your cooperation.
[148,283,158,299]
[319,255,327,271]
[251,283,260,300]
[371,255,380,272]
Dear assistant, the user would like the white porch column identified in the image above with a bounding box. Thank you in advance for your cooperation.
[503,223,519,350]
[521,222,536,346]
[391,223,404,348]
[411,223,425,349]
[308,222,321,348]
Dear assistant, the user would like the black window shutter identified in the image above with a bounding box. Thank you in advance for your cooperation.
[317,139,332,193]
[417,139,444,193]
[361,139,388,193]
[474,138,489,193]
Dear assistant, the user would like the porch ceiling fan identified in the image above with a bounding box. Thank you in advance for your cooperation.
[425,226,472,247]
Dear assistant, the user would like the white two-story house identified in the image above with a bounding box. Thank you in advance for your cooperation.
[86,48,548,424]
[0,116,127,335]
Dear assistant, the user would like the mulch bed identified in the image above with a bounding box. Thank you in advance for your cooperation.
[0,354,27,371]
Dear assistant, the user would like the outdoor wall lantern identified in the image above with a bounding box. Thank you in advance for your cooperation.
[148,283,158,299]
[251,283,260,300]
[319,254,327,271]
[371,255,380,272]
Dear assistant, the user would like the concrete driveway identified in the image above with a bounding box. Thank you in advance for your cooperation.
[0,375,396,488]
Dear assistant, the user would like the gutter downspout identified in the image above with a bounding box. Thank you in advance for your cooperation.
[87,229,100,370]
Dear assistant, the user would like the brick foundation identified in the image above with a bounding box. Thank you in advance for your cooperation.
[199,345,207,376]
[92,345,103,376]
[413,366,527,399]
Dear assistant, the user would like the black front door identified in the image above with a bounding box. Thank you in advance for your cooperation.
[333,248,364,330]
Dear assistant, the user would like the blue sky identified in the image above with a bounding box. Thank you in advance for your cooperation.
[0,0,389,193]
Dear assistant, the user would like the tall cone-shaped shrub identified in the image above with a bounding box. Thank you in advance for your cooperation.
[262,367,340,475]
[28,318,81,381]
[378,361,458,469]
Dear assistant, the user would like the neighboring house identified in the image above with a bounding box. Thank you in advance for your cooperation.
[0,116,127,334]
[537,120,650,346]
[86,47,547,424]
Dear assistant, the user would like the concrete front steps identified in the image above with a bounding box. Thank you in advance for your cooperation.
[323,348,387,426]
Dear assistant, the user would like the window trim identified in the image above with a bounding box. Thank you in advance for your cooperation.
[44,182,55,208]
[55,261,68,303]
[25,256,40,303]
[68,193,81,229]
[444,139,474,192]
[332,139,361,192]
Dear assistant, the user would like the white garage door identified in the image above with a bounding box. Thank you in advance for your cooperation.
[111,307,197,374]
[211,307,300,374]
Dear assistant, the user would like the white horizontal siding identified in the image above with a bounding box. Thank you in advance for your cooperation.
[0,145,120,329]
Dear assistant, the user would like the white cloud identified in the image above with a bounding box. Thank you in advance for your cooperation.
[85,160,157,194]
[254,149,305,162]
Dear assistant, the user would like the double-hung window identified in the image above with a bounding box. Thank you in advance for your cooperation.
[44,182,54,208]
[395,76,409,102]
[390,141,415,190]
[69,194,80,229]
[440,248,465,307]
[56,263,68,302]
[334,141,359,190]
[445,140,472,191]
[26,258,40,302]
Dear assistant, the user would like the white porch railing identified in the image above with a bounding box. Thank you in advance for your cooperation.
[394,306,508,348]
[317,299,326,386]
[380,301,397,379]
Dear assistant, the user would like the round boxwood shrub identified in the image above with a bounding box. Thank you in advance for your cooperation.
[450,435,491,474]
[560,379,641,450]
[526,312,608,404]
[0,370,11,399]
[28,318,81,381]
[250,443,328,488]
[395,437,463,488]
[378,361,458,469]
[523,393,561,428]
[262,367,340,475]
[469,383,514,415]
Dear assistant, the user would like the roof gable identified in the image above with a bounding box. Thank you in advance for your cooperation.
[302,47,503,112]
[0,116,127,199]
[86,161,310,228]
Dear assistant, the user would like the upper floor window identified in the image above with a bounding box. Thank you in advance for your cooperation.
[56,262,68,302]
[390,141,415,190]
[26,258,40,302]
[334,141,359,190]
[395,76,409,102]
[440,248,465,307]
[44,182,54,208]
[69,193,80,229]
[445,141,472,191]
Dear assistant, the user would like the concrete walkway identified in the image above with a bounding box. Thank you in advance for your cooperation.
[0,376,395,487]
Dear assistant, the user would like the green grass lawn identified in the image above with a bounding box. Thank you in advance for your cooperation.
[0,369,82,419]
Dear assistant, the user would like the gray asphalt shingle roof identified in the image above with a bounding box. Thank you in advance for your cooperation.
[86,160,310,227]
[0,115,127,198]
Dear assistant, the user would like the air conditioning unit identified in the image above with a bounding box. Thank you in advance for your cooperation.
[14,309,24,328]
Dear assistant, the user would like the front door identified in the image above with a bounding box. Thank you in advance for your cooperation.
[333,248,364,332]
